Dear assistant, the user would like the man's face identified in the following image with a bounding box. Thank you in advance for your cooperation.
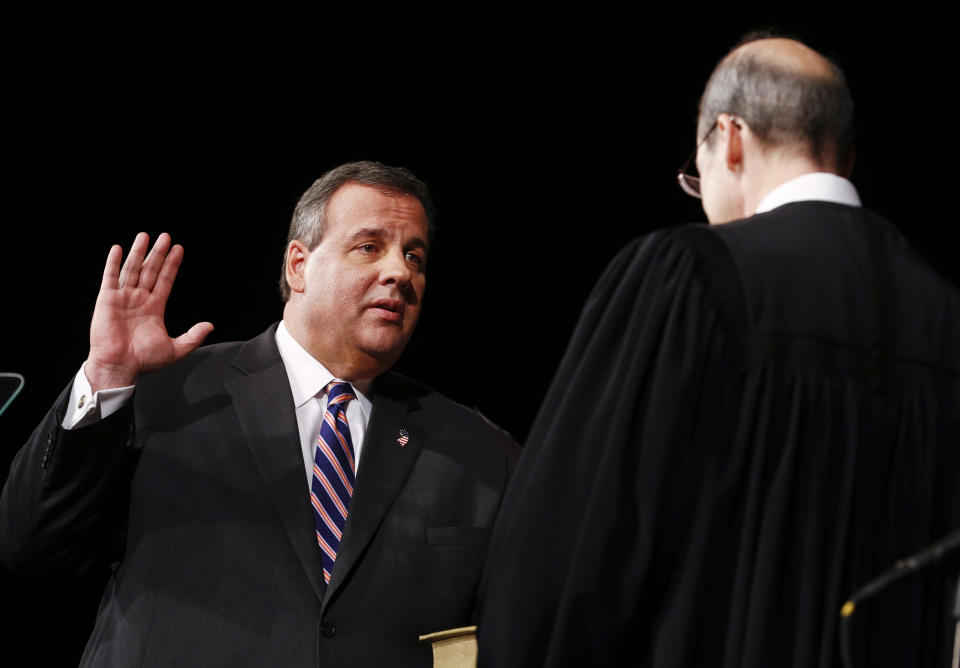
[286,182,428,379]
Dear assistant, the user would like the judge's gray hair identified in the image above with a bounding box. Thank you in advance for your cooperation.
[279,160,435,301]
[698,33,854,168]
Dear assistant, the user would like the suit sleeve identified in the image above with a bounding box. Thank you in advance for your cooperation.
[0,381,137,578]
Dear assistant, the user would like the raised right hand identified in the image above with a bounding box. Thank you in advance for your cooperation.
[85,232,214,393]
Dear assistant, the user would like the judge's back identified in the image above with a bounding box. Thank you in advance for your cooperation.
[721,203,959,372]
[477,202,960,668]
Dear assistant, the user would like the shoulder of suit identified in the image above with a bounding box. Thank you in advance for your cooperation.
[136,332,268,399]
[379,371,519,450]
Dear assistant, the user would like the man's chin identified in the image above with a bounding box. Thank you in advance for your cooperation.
[358,334,411,365]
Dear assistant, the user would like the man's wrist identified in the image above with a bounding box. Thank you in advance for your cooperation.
[84,359,138,394]
[64,364,136,430]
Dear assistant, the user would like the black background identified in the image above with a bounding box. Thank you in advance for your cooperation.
[1,4,955,664]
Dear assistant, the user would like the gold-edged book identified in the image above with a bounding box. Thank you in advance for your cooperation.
[418,625,478,668]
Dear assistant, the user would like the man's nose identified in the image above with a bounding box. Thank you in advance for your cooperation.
[380,249,413,286]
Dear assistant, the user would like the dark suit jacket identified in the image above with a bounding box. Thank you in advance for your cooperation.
[478,203,960,667]
[1,324,518,667]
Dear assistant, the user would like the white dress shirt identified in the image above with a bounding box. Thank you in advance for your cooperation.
[63,321,374,492]
[274,321,373,488]
[64,366,135,429]
[755,172,861,213]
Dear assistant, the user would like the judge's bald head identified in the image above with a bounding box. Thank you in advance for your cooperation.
[698,34,854,171]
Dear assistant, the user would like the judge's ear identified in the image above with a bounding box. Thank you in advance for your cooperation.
[285,240,309,294]
[718,114,745,173]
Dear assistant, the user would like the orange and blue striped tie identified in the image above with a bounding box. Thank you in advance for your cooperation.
[310,381,356,584]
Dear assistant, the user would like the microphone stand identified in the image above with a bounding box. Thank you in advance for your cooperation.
[839,528,960,668]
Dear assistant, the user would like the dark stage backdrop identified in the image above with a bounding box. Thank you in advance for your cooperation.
[1,4,954,665]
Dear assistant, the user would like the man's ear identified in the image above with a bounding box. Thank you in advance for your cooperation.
[285,240,309,294]
[718,114,744,173]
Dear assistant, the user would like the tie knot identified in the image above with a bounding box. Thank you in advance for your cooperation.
[326,381,355,407]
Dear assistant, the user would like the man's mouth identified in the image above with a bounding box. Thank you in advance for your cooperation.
[368,299,404,323]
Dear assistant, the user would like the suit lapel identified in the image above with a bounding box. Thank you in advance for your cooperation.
[323,373,422,613]
[225,325,328,604]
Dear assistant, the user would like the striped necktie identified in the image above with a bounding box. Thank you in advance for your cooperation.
[310,381,357,584]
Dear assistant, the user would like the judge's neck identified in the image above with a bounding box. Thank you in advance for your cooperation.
[743,155,842,219]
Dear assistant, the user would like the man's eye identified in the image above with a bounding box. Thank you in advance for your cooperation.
[359,244,377,253]
[405,252,424,265]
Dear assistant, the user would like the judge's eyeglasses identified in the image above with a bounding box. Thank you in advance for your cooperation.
[676,120,718,199]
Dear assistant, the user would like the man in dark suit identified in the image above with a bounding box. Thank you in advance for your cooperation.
[477,36,960,667]
[1,161,518,666]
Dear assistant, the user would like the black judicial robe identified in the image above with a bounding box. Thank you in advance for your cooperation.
[477,202,960,667]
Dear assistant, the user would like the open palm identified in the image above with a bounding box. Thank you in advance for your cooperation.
[86,232,213,393]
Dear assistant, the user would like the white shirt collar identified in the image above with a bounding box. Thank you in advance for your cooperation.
[275,321,373,416]
[755,172,861,214]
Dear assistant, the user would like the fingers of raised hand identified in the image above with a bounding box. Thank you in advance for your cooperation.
[100,244,124,292]
[138,233,174,292]
[152,242,185,301]
[117,232,151,289]
[110,233,177,295]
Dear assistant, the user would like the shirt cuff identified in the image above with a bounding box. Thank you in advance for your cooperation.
[62,362,136,430]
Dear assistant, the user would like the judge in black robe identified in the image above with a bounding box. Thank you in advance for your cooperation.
[476,37,960,668]
[477,203,960,666]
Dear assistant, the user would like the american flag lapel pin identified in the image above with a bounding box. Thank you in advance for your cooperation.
[397,428,409,446]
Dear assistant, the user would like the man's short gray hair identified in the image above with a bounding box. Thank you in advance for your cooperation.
[279,160,435,301]
[698,33,854,168]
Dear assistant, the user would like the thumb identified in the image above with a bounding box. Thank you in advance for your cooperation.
[171,322,215,360]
